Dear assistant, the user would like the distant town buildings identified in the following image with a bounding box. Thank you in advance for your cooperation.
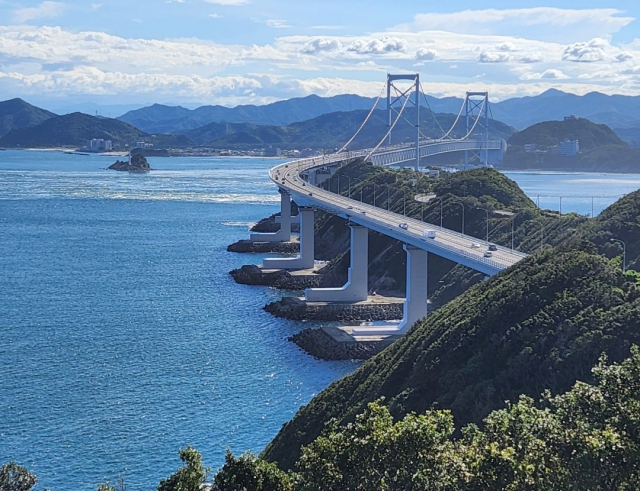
[135,141,154,149]
[86,139,112,152]
[524,143,537,153]
[560,139,579,156]
[564,115,579,121]
[263,147,282,157]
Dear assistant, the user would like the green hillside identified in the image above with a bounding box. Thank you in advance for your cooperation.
[0,112,194,149]
[263,249,640,469]
[0,98,56,139]
[507,117,624,150]
[502,117,640,172]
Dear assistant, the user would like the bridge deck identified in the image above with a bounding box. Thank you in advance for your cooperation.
[269,149,527,276]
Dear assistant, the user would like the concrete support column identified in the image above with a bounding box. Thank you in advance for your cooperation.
[397,245,429,334]
[352,244,428,336]
[250,189,292,242]
[305,224,368,302]
[263,207,315,270]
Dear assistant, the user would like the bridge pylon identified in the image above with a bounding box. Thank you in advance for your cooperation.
[464,92,490,168]
[387,73,420,171]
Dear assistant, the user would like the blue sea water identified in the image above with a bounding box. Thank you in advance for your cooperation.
[0,151,357,490]
[2,150,640,490]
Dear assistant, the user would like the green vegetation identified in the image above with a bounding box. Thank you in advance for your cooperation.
[218,346,640,489]
[507,118,624,150]
[157,446,210,491]
[263,248,640,469]
[0,112,194,149]
[503,117,640,172]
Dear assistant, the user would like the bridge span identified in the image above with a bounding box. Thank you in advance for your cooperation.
[249,148,527,335]
[245,80,526,335]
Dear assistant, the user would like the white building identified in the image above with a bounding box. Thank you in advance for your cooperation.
[560,139,579,156]
[86,139,113,152]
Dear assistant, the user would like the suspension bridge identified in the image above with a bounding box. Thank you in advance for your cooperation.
[246,74,527,335]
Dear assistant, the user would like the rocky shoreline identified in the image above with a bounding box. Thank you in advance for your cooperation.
[227,239,299,254]
[290,328,399,361]
[229,264,324,289]
[265,296,403,322]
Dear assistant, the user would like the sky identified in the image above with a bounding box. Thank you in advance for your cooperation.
[1,0,640,112]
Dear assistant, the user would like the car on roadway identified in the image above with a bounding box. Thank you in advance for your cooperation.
[488,243,498,251]
[471,242,480,249]
[484,251,493,258]
[398,222,408,230]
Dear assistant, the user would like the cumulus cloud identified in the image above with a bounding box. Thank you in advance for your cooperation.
[562,38,609,62]
[347,36,407,55]
[616,51,634,62]
[13,1,65,23]
[301,38,342,54]
[519,52,545,63]
[477,52,512,63]
[521,69,570,80]
[497,42,516,52]
[414,47,438,61]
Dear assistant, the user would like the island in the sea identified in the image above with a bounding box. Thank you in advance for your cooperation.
[108,153,151,172]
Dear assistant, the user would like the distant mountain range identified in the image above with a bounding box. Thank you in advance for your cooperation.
[183,108,514,150]
[0,98,57,139]
[116,90,640,146]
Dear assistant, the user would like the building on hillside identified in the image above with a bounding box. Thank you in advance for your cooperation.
[560,139,579,156]
[524,143,537,153]
[86,139,113,152]
[564,115,579,121]
[134,141,154,149]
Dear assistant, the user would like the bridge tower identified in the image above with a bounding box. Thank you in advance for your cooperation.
[464,92,490,168]
[387,73,420,171]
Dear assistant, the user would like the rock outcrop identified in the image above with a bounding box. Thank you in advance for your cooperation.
[108,153,151,172]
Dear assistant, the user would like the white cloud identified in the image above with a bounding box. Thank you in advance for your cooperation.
[563,38,609,62]
[519,52,545,63]
[265,19,290,29]
[301,38,342,54]
[521,69,570,80]
[347,36,407,55]
[414,47,438,61]
[13,1,65,23]
[90,3,102,11]
[478,52,512,63]
[497,42,516,52]
[616,52,634,62]
[208,13,222,18]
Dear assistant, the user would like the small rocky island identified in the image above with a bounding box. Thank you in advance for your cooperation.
[108,154,151,172]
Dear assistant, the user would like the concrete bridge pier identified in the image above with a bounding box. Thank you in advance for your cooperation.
[305,224,368,302]
[396,245,429,334]
[263,207,315,269]
[250,189,292,242]
[352,244,428,336]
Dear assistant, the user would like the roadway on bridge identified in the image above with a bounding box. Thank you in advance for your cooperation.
[270,153,528,276]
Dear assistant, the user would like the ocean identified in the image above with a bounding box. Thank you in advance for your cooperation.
[1,150,640,490]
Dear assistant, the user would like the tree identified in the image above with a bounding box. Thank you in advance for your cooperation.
[0,462,37,491]
[157,446,210,491]
[214,450,293,491]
